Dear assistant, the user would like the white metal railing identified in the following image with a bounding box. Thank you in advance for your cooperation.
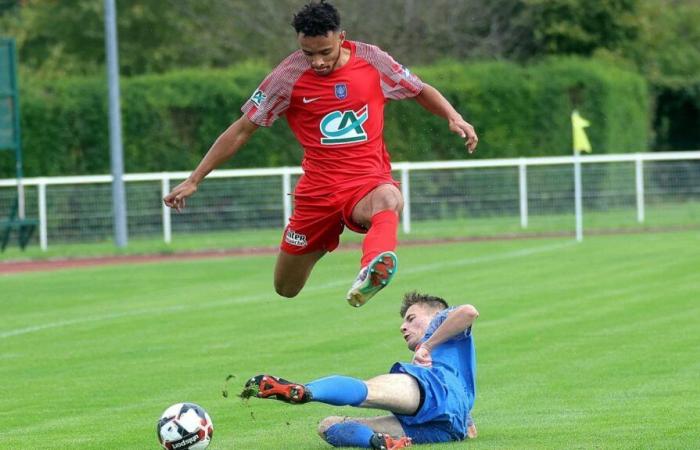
[1,151,699,251]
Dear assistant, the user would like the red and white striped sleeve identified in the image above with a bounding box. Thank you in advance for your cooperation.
[241,52,309,127]
[355,42,424,100]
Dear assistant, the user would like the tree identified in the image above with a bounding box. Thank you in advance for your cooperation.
[514,0,640,57]
[617,0,700,86]
[1,0,227,77]
[1,0,646,77]
[618,0,700,150]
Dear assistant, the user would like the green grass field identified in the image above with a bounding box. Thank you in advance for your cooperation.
[2,231,699,449]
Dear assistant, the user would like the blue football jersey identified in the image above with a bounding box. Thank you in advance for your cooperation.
[420,307,477,409]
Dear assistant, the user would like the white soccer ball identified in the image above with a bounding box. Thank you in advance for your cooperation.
[157,402,214,450]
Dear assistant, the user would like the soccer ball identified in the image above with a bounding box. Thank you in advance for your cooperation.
[157,402,214,450]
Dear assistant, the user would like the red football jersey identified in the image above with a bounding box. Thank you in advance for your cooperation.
[241,41,423,194]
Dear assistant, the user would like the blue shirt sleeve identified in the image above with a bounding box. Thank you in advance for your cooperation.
[420,307,472,344]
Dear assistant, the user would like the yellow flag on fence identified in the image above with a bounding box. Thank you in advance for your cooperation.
[571,110,592,153]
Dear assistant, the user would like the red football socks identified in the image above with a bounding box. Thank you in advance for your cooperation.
[360,210,398,267]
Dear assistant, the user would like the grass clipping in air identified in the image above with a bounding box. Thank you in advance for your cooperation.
[222,374,259,400]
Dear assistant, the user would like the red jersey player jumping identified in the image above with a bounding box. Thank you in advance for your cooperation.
[164,0,478,308]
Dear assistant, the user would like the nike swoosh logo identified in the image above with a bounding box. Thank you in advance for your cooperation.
[303,97,321,104]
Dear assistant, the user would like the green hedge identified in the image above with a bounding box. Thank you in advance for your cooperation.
[1,57,649,178]
[385,57,649,160]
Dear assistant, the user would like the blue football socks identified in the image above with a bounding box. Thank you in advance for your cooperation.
[306,375,368,406]
[324,422,375,448]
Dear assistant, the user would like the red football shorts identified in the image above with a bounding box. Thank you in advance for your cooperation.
[280,176,399,255]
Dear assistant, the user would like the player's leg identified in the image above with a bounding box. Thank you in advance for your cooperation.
[350,183,403,230]
[351,184,403,267]
[242,373,420,414]
[274,198,343,297]
[345,183,403,307]
[273,249,325,298]
[318,415,411,449]
[359,373,420,414]
[318,415,405,439]
[242,373,417,448]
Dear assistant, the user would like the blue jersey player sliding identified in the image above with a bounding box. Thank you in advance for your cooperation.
[242,292,478,449]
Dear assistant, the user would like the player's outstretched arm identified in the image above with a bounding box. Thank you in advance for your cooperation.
[163,116,259,212]
[414,83,478,153]
[413,304,479,367]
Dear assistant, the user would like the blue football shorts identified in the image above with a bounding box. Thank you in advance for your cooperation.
[389,362,472,444]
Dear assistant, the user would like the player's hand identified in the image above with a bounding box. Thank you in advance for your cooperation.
[412,345,433,368]
[163,179,198,213]
[448,117,478,154]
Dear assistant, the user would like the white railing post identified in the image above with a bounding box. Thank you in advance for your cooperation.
[518,158,528,228]
[635,156,645,223]
[574,153,583,242]
[161,176,171,244]
[401,166,411,234]
[38,180,48,251]
[282,169,292,225]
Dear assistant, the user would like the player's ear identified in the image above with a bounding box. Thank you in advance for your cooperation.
[338,30,346,43]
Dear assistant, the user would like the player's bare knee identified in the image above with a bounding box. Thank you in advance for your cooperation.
[318,416,344,438]
[274,280,301,298]
[373,187,403,214]
[380,195,403,214]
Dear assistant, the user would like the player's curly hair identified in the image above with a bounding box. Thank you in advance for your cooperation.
[400,291,449,318]
[291,1,341,36]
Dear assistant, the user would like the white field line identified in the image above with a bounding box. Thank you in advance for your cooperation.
[399,241,574,276]
[0,241,573,340]
[0,305,185,339]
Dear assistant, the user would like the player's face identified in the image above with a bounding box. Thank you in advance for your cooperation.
[298,30,345,76]
[400,304,438,351]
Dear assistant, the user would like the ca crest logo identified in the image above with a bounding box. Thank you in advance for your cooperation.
[319,105,369,145]
[250,89,266,106]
